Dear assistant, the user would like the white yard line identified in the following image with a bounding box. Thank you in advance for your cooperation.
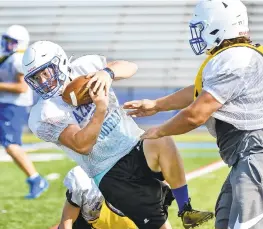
[186,160,227,181]
[0,142,61,162]
[0,152,65,162]
[0,142,57,154]
[46,173,61,181]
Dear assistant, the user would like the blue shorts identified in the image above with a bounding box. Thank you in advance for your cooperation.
[0,103,29,148]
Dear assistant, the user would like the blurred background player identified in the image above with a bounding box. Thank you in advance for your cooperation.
[0,25,48,199]
[52,166,138,229]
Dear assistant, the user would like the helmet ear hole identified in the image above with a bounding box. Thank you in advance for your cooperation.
[210,29,219,35]
[222,2,228,8]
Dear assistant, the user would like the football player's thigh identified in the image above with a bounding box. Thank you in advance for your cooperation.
[228,154,263,229]
[215,173,232,229]
[100,175,168,229]
[143,137,179,173]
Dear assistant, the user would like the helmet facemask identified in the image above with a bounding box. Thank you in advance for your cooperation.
[1,35,18,54]
[189,22,208,55]
[25,56,67,100]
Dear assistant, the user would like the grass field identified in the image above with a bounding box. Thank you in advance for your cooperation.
[0,131,229,229]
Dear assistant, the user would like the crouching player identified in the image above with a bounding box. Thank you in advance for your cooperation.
[53,166,174,229]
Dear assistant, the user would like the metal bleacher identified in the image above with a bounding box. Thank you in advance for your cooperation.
[0,0,261,124]
[0,1,204,88]
[0,1,260,88]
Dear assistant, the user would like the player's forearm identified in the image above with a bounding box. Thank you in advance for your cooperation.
[0,82,28,93]
[58,222,73,229]
[73,107,107,154]
[59,201,80,229]
[107,61,138,80]
[155,85,194,111]
[158,107,204,136]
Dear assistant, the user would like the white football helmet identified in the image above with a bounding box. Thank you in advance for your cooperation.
[189,0,249,55]
[23,41,70,100]
[1,25,30,54]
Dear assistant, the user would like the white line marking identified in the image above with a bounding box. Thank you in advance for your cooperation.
[0,142,57,154]
[0,153,65,162]
[186,160,226,181]
[46,173,61,181]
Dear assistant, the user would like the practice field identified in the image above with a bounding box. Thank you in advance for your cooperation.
[0,131,229,229]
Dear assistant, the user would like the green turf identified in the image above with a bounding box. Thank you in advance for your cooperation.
[22,131,216,144]
[0,159,77,229]
[181,148,218,153]
[0,132,223,229]
[183,157,220,173]
[22,133,43,144]
[0,158,229,229]
[174,131,216,143]
[169,167,230,228]
[27,148,63,154]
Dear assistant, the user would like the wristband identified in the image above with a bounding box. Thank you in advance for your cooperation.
[103,67,115,80]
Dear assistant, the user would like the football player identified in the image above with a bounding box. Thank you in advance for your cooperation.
[22,41,213,229]
[0,25,48,199]
[54,166,139,229]
[124,0,263,228]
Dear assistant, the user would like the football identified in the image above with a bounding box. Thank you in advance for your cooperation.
[62,75,94,106]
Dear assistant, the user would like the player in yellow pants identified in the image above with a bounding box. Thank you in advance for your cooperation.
[55,166,138,229]
[88,201,136,229]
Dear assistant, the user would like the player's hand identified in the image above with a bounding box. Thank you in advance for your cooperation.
[123,99,158,117]
[140,127,163,140]
[89,86,109,111]
[86,70,113,96]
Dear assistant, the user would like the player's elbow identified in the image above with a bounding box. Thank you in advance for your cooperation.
[73,138,94,155]
[109,60,138,78]
[74,144,93,155]
[184,108,207,127]
[127,61,138,77]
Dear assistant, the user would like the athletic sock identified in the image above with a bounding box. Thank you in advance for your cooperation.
[171,184,189,212]
[29,173,40,180]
